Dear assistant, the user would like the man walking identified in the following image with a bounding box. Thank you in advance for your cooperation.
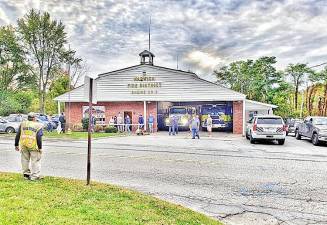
[59,112,66,133]
[148,114,155,133]
[15,113,43,181]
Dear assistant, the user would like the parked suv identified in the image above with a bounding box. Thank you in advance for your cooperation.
[246,115,286,145]
[295,116,327,146]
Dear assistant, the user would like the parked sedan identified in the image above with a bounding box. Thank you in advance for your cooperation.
[246,115,287,145]
[0,117,20,133]
[295,116,327,146]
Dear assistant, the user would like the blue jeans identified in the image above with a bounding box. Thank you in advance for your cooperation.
[169,126,176,135]
[125,124,131,133]
[148,123,154,133]
[192,128,199,139]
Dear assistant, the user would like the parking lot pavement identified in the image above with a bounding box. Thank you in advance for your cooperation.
[1,133,327,225]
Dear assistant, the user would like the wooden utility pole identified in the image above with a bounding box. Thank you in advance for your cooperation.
[87,78,93,185]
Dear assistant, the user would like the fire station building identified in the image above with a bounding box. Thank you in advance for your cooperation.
[55,50,277,135]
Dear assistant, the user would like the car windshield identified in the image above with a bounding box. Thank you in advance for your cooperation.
[170,108,186,114]
[38,116,48,121]
[313,118,327,125]
[257,118,283,124]
[201,107,225,115]
[7,117,23,122]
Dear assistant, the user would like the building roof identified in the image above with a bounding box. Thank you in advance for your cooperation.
[245,99,278,111]
[139,50,155,57]
[55,64,246,102]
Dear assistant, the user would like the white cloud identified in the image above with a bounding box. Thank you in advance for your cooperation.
[1,0,327,79]
[186,50,226,70]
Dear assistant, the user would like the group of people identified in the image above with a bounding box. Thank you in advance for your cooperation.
[45,112,66,134]
[168,114,213,139]
[108,112,155,134]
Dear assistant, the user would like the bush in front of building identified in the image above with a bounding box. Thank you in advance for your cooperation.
[82,118,89,130]
[72,123,83,132]
[94,125,104,132]
[105,126,118,133]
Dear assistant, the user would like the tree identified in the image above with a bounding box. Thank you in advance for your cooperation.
[250,56,282,102]
[46,71,70,114]
[305,71,320,116]
[214,56,283,103]
[0,90,34,116]
[0,26,27,91]
[17,9,75,114]
[69,59,89,88]
[215,60,253,95]
[317,67,327,116]
[285,63,313,110]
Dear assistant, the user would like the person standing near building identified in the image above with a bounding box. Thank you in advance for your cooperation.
[148,114,155,133]
[117,112,123,132]
[191,116,200,139]
[207,114,213,137]
[14,113,43,181]
[138,114,144,130]
[59,112,66,133]
[109,116,115,126]
[195,115,200,139]
[113,116,118,129]
[169,115,177,136]
[175,116,179,135]
[125,115,131,134]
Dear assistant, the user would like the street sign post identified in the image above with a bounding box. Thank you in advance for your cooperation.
[84,75,97,185]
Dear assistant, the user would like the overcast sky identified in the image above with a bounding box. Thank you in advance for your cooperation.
[1,0,327,81]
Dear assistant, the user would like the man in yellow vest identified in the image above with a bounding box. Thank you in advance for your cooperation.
[15,112,44,181]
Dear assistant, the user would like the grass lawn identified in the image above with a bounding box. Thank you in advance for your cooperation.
[43,131,124,139]
[0,173,221,225]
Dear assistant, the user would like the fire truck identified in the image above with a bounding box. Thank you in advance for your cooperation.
[164,106,197,129]
[200,103,233,131]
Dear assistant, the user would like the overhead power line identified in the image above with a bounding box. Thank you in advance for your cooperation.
[309,62,327,69]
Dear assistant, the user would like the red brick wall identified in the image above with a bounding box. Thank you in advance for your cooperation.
[233,101,243,134]
[65,101,158,131]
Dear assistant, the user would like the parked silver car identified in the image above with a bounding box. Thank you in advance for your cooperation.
[295,116,327,146]
[246,115,287,145]
[0,117,20,133]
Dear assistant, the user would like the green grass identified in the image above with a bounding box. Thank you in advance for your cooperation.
[0,172,221,225]
[43,131,124,139]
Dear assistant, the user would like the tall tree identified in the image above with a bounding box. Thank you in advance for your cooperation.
[215,56,283,103]
[316,66,327,116]
[18,9,75,113]
[285,63,313,110]
[215,60,253,95]
[0,26,27,91]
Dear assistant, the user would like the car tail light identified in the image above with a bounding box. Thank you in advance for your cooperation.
[253,123,257,131]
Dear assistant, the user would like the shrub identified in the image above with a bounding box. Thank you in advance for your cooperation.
[94,124,104,132]
[82,118,89,130]
[72,123,83,132]
[105,126,117,133]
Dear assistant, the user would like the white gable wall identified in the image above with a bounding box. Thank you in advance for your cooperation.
[55,65,245,102]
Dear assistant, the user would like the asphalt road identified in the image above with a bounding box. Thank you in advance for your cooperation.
[1,132,327,225]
